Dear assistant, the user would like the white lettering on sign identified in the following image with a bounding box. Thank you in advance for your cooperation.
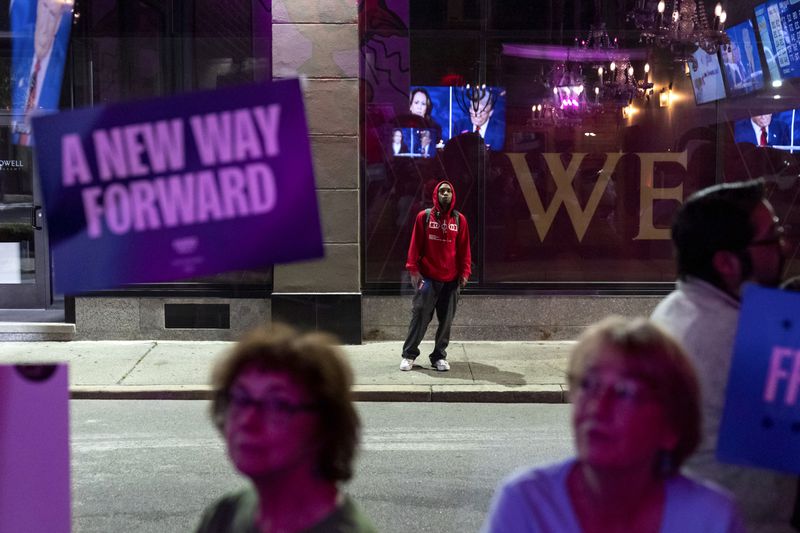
[59,102,285,239]
[81,162,277,238]
[189,105,281,166]
[92,119,185,181]
[764,345,800,405]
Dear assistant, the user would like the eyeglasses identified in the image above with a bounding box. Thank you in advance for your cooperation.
[568,374,656,405]
[223,389,317,422]
[749,224,787,248]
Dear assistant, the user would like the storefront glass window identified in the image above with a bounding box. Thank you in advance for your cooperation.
[361,0,800,290]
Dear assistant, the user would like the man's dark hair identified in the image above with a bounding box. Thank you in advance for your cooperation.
[672,179,765,286]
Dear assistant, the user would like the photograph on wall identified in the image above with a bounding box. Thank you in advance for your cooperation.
[690,48,727,105]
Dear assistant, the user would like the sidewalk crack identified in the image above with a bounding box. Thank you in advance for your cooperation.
[116,342,158,385]
[462,344,475,382]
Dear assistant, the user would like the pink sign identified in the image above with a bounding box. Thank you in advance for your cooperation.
[0,364,70,532]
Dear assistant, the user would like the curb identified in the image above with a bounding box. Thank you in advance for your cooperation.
[70,384,568,403]
[71,386,213,400]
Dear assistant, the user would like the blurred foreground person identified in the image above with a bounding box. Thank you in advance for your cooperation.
[651,179,796,531]
[195,325,377,533]
[483,317,744,533]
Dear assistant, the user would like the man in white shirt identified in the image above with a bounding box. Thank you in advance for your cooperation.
[651,179,796,532]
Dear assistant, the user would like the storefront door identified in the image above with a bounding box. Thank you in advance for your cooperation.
[0,143,50,309]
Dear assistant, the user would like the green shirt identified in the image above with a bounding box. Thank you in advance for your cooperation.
[195,487,378,533]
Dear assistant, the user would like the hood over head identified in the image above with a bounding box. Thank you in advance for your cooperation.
[432,180,456,218]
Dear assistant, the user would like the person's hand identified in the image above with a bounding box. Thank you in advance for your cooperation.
[410,272,422,289]
[459,276,468,289]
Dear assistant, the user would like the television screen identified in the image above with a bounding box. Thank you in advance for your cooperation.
[755,0,800,82]
[733,109,799,151]
[408,85,507,151]
[690,48,727,104]
[383,126,437,158]
[721,19,766,97]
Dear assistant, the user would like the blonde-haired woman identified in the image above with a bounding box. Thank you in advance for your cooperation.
[483,317,744,533]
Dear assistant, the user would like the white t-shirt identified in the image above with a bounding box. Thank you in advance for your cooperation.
[482,458,744,533]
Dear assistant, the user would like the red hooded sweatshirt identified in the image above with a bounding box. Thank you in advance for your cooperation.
[405,180,472,282]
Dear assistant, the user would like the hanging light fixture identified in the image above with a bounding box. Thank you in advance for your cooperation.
[455,83,497,117]
[628,0,730,68]
[579,24,653,107]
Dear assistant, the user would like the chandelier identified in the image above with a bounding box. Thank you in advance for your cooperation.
[506,24,652,126]
[578,24,653,107]
[628,0,730,68]
[456,84,497,117]
[595,59,653,106]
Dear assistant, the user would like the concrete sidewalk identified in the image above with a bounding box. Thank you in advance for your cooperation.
[0,340,575,403]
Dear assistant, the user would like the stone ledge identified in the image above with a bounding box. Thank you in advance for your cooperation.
[70,385,212,400]
[0,322,75,341]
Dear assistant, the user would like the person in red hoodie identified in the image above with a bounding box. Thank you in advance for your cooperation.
[400,180,471,372]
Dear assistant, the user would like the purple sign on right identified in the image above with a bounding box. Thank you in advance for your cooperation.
[717,285,800,474]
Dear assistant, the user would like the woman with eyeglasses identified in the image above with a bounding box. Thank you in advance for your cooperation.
[195,324,377,533]
[482,316,744,533]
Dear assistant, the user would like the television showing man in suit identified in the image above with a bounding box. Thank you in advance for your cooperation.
[734,113,791,148]
[417,129,434,157]
[11,0,74,146]
[455,91,505,151]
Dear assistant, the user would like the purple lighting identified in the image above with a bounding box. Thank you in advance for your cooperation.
[502,43,647,62]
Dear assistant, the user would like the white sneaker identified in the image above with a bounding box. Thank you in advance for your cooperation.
[399,358,414,371]
[432,359,450,372]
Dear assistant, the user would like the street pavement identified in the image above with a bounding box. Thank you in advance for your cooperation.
[0,340,575,402]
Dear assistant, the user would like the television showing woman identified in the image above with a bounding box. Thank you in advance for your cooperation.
[407,87,441,146]
[389,128,408,156]
[483,317,744,533]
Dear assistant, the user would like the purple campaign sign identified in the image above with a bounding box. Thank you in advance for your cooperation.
[717,285,800,474]
[32,79,322,294]
[0,364,70,533]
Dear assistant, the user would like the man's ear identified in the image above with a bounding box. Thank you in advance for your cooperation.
[712,250,742,290]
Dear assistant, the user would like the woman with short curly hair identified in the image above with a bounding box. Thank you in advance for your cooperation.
[196,324,376,533]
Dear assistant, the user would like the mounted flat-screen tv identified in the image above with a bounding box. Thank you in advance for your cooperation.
[404,86,507,151]
[733,108,799,151]
[720,19,766,97]
[754,0,800,82]
[690,48,727,104]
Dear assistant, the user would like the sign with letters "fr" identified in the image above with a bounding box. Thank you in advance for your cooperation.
[717,285,800,474]
[32,78,323,294]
